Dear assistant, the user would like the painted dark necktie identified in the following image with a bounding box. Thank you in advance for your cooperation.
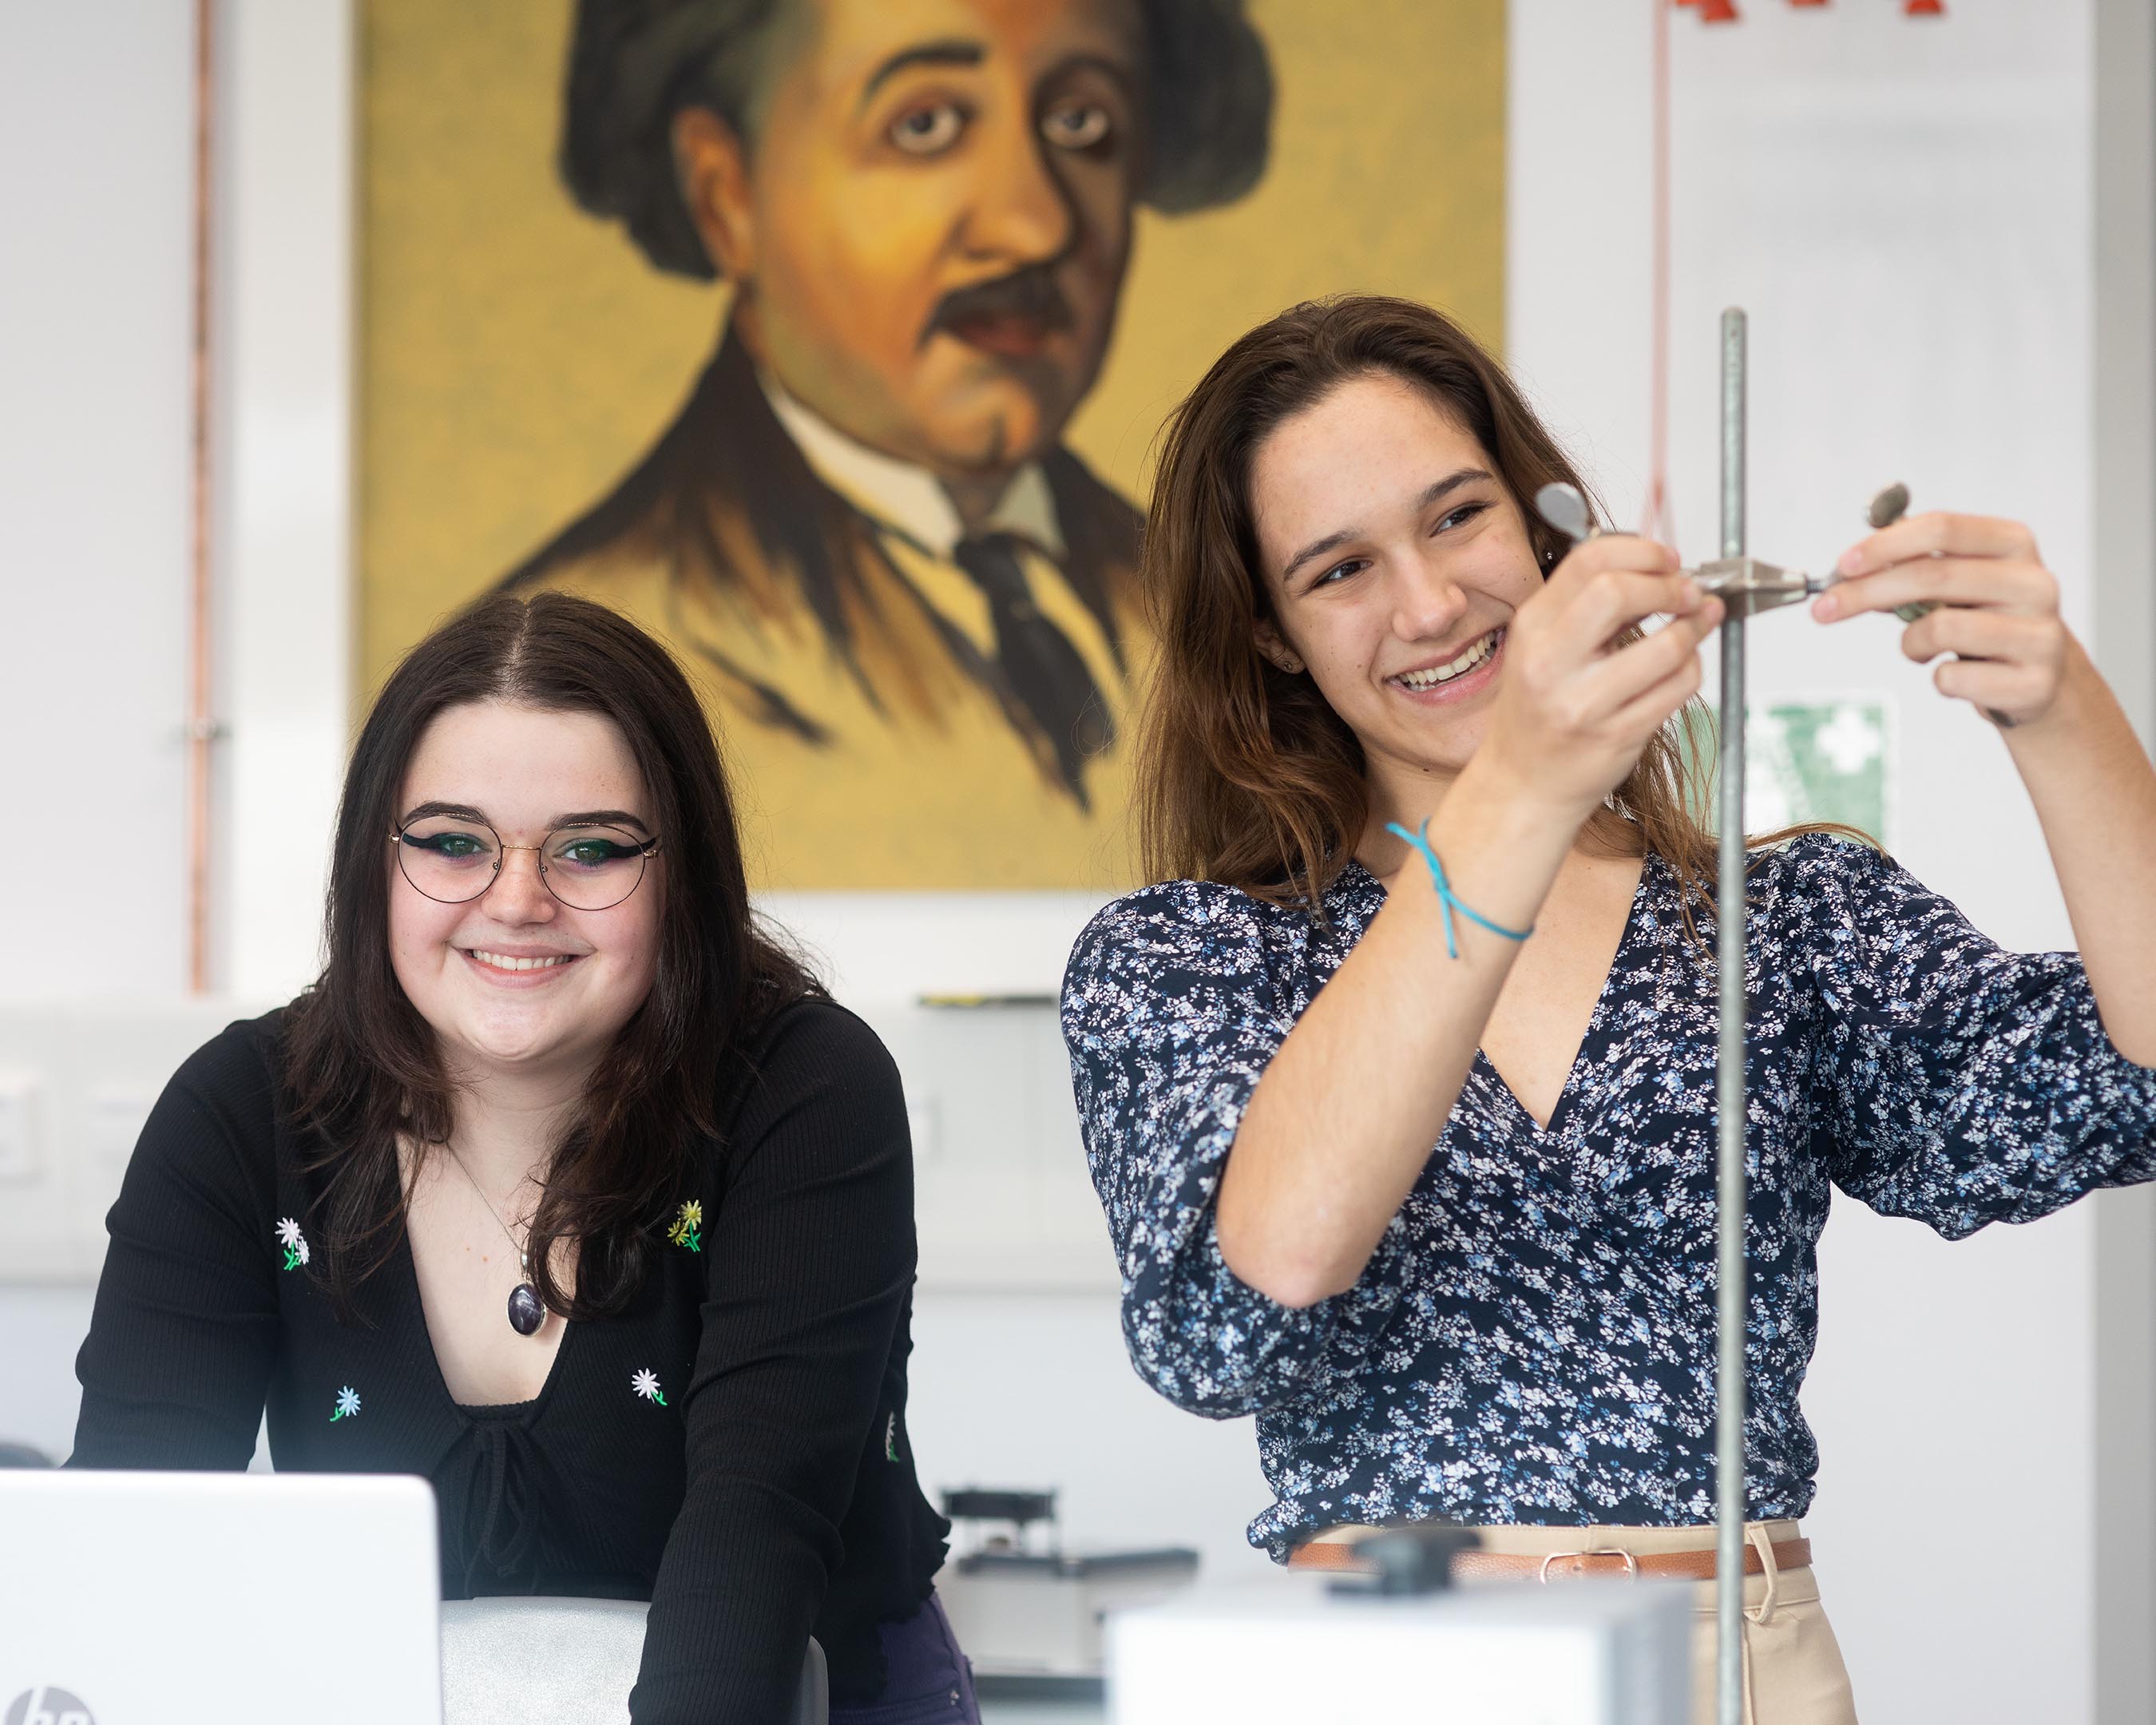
[951,532,1115,802]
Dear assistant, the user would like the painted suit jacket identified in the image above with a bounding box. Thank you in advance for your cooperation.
[496,331,1146,889]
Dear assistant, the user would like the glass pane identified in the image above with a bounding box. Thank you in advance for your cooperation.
[545,825,648,908]
[397,817,500,902]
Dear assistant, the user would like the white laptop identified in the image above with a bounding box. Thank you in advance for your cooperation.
[0,1470,442,1725]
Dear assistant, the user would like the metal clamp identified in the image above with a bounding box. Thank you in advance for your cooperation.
[1536,1548,1640,1584]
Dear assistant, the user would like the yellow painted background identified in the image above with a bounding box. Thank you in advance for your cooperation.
[359,0,1505,889]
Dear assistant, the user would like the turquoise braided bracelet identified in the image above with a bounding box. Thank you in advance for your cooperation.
[1383,818,1536,959]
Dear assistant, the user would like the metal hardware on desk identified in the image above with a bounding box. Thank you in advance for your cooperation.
[1326,1525,1483,1598]
[934,1486,1199,1697]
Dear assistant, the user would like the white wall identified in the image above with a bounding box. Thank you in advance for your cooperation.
[0,0,351,1016]
[0,0,220,1457]
[0,0,195,1003]
[214,0,355,1002]
[2,2,2151,1715]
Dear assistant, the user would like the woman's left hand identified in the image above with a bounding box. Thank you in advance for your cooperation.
[1813,511,2069,728]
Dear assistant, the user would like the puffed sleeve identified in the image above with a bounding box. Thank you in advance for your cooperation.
[1060,882,1413,1418]
[70,1018,281,1468]
[1792,834,2156,1235]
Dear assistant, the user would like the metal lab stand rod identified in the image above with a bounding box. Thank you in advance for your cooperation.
[1714,308,1749,1725]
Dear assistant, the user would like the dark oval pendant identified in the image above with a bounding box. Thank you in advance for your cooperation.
[507,1283,545,1336]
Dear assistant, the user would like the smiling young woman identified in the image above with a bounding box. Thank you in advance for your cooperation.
[70,594,974,1723]
[1061,295,2156,1724]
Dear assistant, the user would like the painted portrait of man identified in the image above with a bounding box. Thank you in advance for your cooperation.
[498,0,1271,839]
[359,0,1504,886]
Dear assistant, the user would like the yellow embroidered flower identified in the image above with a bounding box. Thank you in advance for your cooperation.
[667,1200,703,1251]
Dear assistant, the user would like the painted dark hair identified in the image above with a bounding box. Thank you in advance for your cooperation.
[283,592,814,1322]
[559,0,1274,280]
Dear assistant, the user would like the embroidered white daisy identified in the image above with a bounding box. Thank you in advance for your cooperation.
[331,1386,361,1422]
[275,1217,309,1271]
[630,1369,667,1408]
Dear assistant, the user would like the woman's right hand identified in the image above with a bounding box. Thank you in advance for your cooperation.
[1474,533,1722,821]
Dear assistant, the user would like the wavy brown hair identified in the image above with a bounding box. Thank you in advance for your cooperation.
[1136,294,1857,918]
[283,592,814,1322]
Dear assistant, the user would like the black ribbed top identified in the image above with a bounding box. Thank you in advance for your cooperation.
[69,1001,949,1719]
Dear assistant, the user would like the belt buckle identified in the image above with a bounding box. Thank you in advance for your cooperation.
[1537,1548,1640,1584]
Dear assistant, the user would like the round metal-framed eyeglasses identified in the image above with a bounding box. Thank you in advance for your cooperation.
[388,815,661,912]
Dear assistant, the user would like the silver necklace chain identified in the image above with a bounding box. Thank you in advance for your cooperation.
[442,1144,533,1279]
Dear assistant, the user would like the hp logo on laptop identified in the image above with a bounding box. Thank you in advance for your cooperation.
[5,1691,94,1725]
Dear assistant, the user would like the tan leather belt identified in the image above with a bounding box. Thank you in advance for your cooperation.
[1290,1536,1811,1583]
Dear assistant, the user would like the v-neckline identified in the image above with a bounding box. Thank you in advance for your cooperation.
[1476,853,1655,1140]
[395,1226,576,1423]
[1346,850,1656,1143]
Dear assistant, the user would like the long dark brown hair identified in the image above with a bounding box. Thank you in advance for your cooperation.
[1137,294,1855,918]
[283,592,814,1322]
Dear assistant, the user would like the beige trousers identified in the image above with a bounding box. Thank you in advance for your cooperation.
[1450,1521,1859,1725]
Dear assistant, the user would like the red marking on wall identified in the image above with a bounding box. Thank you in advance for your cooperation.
[1676,0,1947,19]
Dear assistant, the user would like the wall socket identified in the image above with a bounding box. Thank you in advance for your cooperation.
[0,999,274,1281]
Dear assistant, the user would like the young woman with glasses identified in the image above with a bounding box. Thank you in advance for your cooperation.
[1059,295,2156,1722]
[71,595,974,1724]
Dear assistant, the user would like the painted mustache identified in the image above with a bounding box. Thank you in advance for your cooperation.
[923,266,1075,351]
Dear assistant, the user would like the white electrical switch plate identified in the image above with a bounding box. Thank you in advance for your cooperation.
[0,1071,39,1180]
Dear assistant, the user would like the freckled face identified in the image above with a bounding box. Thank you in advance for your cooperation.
[387,702,664,1088]
[1249,372,1545,782]
[731,0,1143,479]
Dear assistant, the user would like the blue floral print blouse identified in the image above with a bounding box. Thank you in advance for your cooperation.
[1060,834,2156,1559]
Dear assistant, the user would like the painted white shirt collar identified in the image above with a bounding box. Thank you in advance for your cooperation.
[759,367,1067,564]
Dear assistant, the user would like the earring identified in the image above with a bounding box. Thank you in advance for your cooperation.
[1278,654,1305,674]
